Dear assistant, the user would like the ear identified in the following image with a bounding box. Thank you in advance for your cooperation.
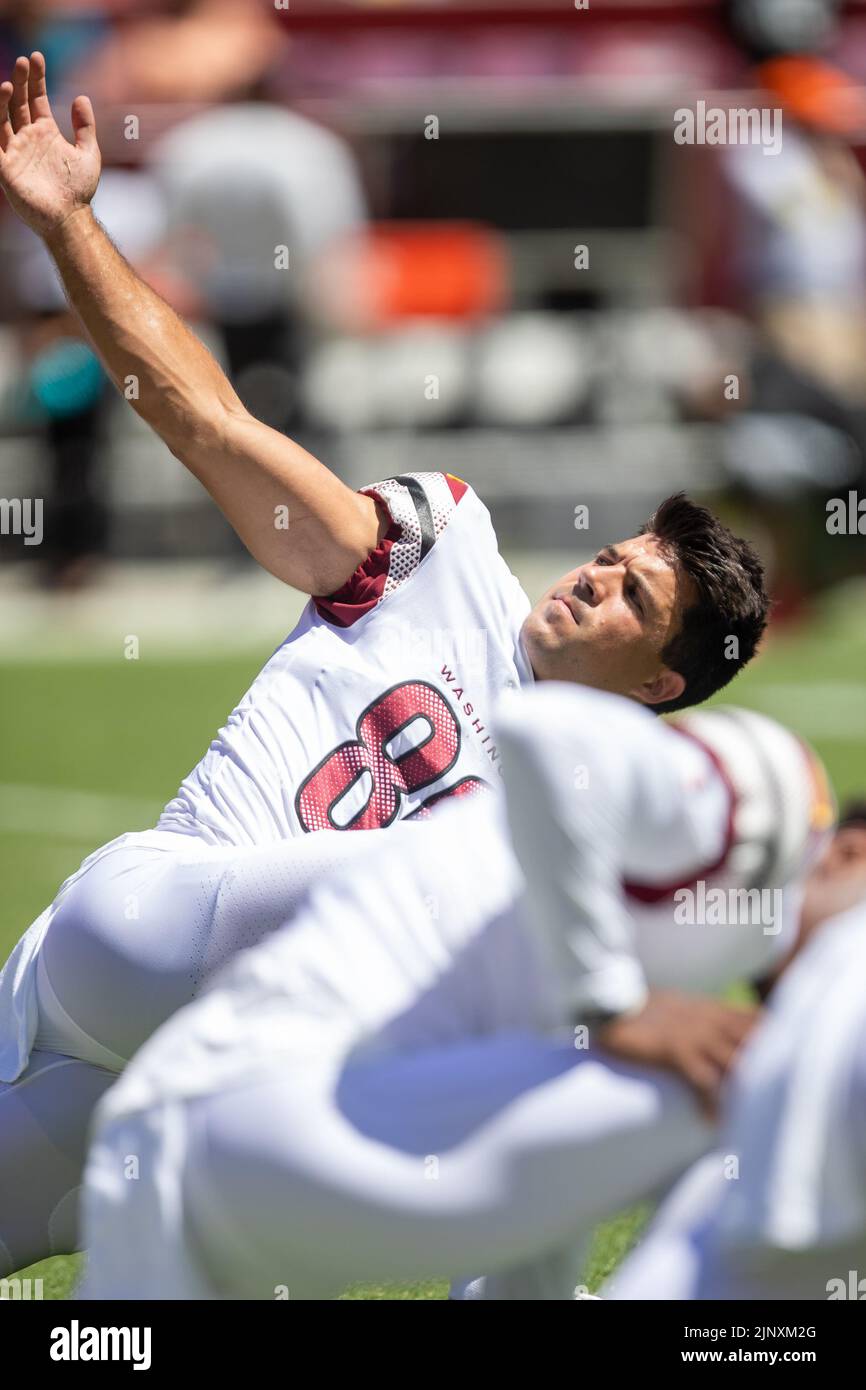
[631,667,686,709]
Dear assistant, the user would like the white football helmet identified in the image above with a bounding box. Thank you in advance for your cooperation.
[672,706,836,893]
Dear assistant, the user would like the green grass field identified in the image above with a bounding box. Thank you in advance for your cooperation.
[2,579,865,1298]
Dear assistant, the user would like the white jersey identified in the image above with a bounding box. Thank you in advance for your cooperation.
[714,899,866,1254]
[158,473,532,846]
[610,901,866,1302]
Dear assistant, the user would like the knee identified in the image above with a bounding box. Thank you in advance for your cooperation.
[37,850,205,1062]
[42,874,123,985]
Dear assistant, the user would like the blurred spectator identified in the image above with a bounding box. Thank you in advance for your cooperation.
[0,1,111,95]
[76,0,368,432]
[150,102,367,432]
[717,56,866,609]
[3,169,168,587]
[72,0,277,108]
[723,57,866,405]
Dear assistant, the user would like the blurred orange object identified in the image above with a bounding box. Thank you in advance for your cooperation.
[755,56,866,138]
[324,223,509,328]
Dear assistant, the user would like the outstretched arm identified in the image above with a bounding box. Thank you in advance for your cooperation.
[0,53,385,594]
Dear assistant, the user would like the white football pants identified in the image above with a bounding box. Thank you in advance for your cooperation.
[83,1036,712,1299]
[0,828,378,1273]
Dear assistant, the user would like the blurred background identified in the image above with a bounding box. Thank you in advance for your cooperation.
[1,0,866,1301]
[3,0,866,591]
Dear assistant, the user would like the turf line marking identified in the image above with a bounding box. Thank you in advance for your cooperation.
[0,785,161,840]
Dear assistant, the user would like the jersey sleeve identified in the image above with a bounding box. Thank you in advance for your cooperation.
[313,471,469,628]
[495,686,733,1024]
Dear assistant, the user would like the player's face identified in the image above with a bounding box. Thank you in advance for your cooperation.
[799,823,866,938]
[521,534,696,707]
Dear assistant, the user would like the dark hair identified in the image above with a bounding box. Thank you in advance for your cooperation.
[839,800,866,831]
[638,493,769,715]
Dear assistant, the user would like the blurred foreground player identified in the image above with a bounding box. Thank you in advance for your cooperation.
[608,832,866,1302]
[0,700,830,1283]
[0,56,768,1274]
[78,686,832,1299]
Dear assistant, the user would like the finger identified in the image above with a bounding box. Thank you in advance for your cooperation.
[681,1052,723,1122]
[719,1007,760,1048]
[701,1030,743,1076]
[10,56,31,131]
[675,1038,723,1090]
[697,1087,719,1125]
[27,51,51,121]
[0,81,13,152]
[695,999,757,1042]
[71,94,97,154]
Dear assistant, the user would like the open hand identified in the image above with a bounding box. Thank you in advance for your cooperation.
[0,52,100,239]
